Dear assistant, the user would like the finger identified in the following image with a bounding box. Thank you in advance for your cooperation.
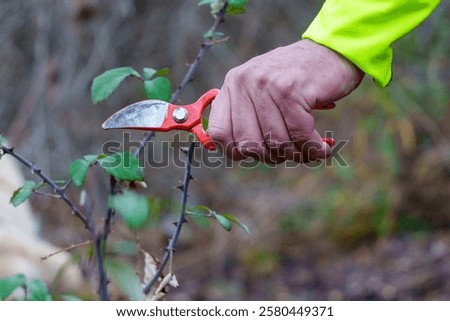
[208,87,245,161]
[250,91,299,163]
[230,89,276,163]
[300,129,332,162]
[282,106,331,162]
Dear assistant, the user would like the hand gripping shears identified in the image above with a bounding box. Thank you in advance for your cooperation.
[102,88,335,150]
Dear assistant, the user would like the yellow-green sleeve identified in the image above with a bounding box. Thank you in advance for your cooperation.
[302,0,441,87]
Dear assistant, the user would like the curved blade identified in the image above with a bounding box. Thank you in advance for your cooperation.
[102,100,169,130]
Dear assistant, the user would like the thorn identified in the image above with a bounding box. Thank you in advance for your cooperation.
[172,221,177,226]
[175,184,184,191]
[179,147,188,155]
[183,218,188,224]
[188,174,196,181]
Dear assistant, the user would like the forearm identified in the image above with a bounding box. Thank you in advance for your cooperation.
[302,0,441,87]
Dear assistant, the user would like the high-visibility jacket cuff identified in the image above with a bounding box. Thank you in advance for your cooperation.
[302,0,440,87]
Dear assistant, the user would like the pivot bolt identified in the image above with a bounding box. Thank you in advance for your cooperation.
[173,107,189,123]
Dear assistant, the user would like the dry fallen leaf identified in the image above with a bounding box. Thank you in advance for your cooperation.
[142,251,160,285]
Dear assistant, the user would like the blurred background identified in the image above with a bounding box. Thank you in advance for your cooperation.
[0,0,449,300]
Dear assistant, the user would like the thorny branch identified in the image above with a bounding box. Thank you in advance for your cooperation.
[143,142,196,294]
[0,141,113,300]
[0,142,111,300]
[0,144,89,228]
[95,176,121,300]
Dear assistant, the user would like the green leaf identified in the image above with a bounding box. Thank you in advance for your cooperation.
[154,67,169,78]
[143,67,157,80]
[198,0,215,5]
[202,117,209,130]
[201,0,224,14]
[144,77,172,102]
[204,30,224,39]
[143,67,169,81]
[0,274,26,300]
[35,181,45,190]
[0,134,5,145]
[203,29,214,39]
[186,205,212,229]
[223,213,250,235]
[83,154,100,163]
[110,190,149,229]
[10,181,35,207]
[69,155,100,186]
[214,213,232,231]
[27,278,51,301]
[106,258,144,300]
[186,205,211,216]
[227,0,247,15]
[98,152,144,181]
[69,159,91,187]
[91,67,141,104]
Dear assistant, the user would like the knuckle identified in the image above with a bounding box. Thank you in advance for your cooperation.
[290,132,312,144]
[224,66,245,84]
[271,78,298,102]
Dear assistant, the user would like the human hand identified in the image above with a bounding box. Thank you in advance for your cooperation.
[208,39,364,163]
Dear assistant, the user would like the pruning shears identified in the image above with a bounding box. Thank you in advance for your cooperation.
[102,88,335,150]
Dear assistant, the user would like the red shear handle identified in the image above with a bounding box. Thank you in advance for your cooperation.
[187,88,220,150]
[192,123,216,150]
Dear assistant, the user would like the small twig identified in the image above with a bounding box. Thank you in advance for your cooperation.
[33,190,62,199]
[61,179,73,191]
[41,240,92,261]
[143,142,196,294]
[0,144,89,228]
